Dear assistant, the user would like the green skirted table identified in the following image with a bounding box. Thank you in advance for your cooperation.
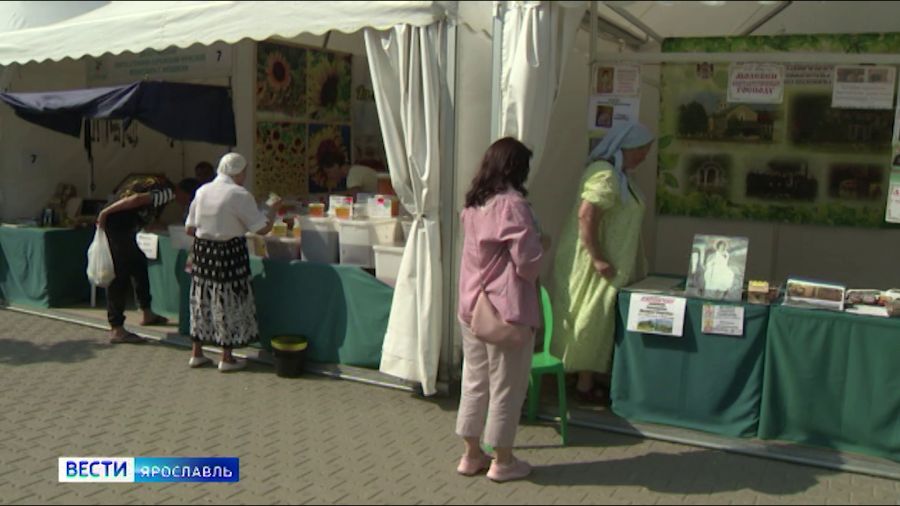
[759,305,900,462]
[612,290,771,438]
[146,235,188,320]
[175,252,393,369]
[0,226,94,308]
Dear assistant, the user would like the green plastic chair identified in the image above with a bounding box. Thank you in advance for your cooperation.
[526,286,568,445]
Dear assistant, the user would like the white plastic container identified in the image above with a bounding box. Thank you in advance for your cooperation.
[298,217,339,264]
[337,219,375,268]
[373,244,404,287]
[370,219,403,246]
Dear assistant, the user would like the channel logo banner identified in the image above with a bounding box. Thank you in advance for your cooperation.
[59,457,239,483]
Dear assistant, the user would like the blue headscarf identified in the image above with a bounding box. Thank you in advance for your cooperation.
[587,121,655,201]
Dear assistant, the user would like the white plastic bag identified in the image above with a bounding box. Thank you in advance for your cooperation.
[86,228,116,288]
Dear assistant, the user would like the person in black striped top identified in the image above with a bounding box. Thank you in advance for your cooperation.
[97,176,176,344]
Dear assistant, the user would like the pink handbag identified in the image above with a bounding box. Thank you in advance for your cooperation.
[471,287,532,347]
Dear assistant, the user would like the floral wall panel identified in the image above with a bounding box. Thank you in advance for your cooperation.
[308,124,352,195]
[307,51,352,123]
[257,42,307,119]
[254,122,308,198]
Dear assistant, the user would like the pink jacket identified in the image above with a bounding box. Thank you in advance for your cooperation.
[458,190,543,329]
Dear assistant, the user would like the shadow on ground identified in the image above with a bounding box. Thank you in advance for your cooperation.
[529,448,833,496]
[0,338,106,366]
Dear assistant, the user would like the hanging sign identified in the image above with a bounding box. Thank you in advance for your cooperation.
[595,65,641,97]
[626,293,687,337]
[832,65,896,110]
[701,305,745,337]
[727,63,785,104]
[87,43,232,86]
[136,232,159,260]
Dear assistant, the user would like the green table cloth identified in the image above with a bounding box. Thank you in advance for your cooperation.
[0,226,94,308]
[177,254,393,369]
[759,305,900,462]
[612,290,770,438]
[146,235,188,320]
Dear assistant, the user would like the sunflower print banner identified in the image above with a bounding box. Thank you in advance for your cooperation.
[308,124,352,194]
[257,42,307,118]
[254,122,308,198]
[308,51,352,123]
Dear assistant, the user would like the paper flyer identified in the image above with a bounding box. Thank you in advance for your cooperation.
[595,64,641,97]
[832,65,896,110]
[701,305,745,337]
[626,293,687,337]
[136,232,159,260]
[727,63,785,104]
[587,95,640,137]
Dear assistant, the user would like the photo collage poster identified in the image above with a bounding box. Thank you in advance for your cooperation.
[657,34,900,228]
[255,41,352,199]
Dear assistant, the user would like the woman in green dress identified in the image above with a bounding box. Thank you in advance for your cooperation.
[550,121,655,403]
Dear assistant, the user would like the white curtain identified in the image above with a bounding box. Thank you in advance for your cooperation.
[498,0,584,173]
[365,23,446,396]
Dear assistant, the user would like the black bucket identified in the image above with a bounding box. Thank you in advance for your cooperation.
[271,336,308,378]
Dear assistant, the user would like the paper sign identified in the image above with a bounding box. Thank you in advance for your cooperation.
[136,232,159,260]
[728,63,785,104]
[588,95,640,135]
[626,293,687,337]
[832,65,896,110]
[701,305,745,337]
[595,65,641,97]
[886,172,900,223]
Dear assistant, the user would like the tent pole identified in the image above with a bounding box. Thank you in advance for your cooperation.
[593,51,900,65]
[490,2,503,140]
[438,21,459,396]
[742,1,793,36]
[606,3,661,43]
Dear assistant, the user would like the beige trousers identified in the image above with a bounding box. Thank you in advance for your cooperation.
[455,323,535,448]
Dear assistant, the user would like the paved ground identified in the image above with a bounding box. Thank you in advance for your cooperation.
[0,309,898,505]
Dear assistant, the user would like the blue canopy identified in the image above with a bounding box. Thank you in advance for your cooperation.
[0,80,236,146]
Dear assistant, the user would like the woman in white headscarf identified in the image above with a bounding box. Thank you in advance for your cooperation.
[184,153,282,372]
[549,121,655,403]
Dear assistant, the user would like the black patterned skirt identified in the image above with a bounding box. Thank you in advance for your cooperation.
[190,236,259,347]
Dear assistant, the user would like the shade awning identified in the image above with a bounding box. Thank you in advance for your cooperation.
[0,81,236,145]
[0,1,455,66]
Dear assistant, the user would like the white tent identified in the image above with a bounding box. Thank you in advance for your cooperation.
[502,0,900,309]
[0,0,488,397]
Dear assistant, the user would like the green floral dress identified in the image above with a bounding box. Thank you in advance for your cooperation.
[549,160,647,373]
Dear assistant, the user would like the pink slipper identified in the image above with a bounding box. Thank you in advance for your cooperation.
[456,452,492,476]
[487,457,532,482]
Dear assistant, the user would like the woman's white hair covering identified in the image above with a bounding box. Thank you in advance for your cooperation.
[217,153,247,176]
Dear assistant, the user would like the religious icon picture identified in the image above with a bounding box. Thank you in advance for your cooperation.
[685,234,749,302]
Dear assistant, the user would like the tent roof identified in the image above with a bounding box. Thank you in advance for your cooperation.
[599,1,900,42]
[0,1,455,66]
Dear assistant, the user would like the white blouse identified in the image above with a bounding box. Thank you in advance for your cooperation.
[185,174,268,240]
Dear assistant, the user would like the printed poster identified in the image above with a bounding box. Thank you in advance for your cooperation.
[728,63,785,104]
[701,305,745,337]
[595,65,641,97]
[626,293,687,337]
[832,65,896,110]
[588,95,640,136]
[886,172,900,224]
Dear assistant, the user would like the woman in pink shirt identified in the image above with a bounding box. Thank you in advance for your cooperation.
[456,137,545,483]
